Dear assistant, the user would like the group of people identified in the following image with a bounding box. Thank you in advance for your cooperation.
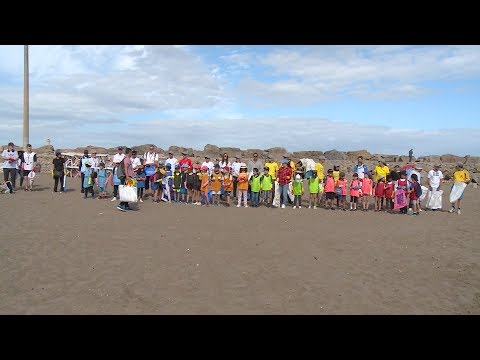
[1,142,37,193]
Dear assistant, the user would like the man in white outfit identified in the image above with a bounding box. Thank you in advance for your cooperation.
[426,164,444,211]
[165,152,178,172]
[202,156,215,176]
[22,144,37,191]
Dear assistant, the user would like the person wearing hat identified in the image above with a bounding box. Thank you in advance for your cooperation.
[165,151,178,174]
[353,156,369,180]
[374,160,390,184]
[231,155,242,199]
[21,143,37,191]
[52,150,66,193]
[449,162,471,215]
[78,149,91,193]
[201,155,214,176]
[315,156,326,183]
[179,150,193,170]
[408,164,423,184]
[276,159,293,209]
[2,142,19,191]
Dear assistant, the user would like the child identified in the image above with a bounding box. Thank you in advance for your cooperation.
[200,166,211,206]
[374,176,386,211]
[193,165,202,205]
[308,170,321,209]
[210,164,223,206]
[249,168,262,207]
[384,175,395,211]
[185,166,196,204]
[109,164,121,201]
[336,171,348,211]
[260,166,273,207]
[324,169,336,210]
[236,164,249,208]
[172,165,182,202]
[162,164,173,203]
[349,173,361,211]
[82,161,95,199]
[222,166,234,207]
[408,173,422,216]
[134,166,146,203]
[396,170,409,214]
[292,173,304,209]
[333,164,341,207]
[361,172,373,211]
[150,166,163,203]
[96,162,108,199]
[180,164,189,203]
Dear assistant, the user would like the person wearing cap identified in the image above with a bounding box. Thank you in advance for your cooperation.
[52,150,66,193]
[78,149,91,193]
[165,152,178,174]
[283,154,296,172]
[231,155,242,199]
[21,144,37,191]
[353,156,369,180]
[202,155,214,176]
[276,159,293,209]
[179,151,193,170]
[82,159,96,199]
[315,156,326,183]
[2,142,19,190]
[374,160,390,184]
[449,162,471,215]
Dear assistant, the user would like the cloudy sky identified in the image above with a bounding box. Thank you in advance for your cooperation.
[0,45,479,155]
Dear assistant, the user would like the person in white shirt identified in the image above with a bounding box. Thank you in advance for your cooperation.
[165,152,178,172]
[2,142,19,190]
[143,145,158,196]
[131,150,142,170]
[22,144,37,191]
[219,153,232,172]
[299,158,316,179]
[408,164,423,184]
[90,151,99,171]
[427,164,443,191]
[112,146,125,164]
[202,156,215,176]
[231,155,242,199]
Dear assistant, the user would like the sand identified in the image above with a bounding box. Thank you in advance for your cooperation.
[1,174,479,314]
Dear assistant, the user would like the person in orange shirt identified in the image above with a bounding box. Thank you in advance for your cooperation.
[200,166,210,207]
[210,164,223,206]
[236,164,249,208]
[222,166,234,207]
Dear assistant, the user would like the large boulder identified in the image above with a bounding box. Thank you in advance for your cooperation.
[34,145,55,154]
[204,144,220,154]
[265,147,288,161]
[440,154,464,163]
[324,149,348,160]
[243,149,266,159]
[346,150,372,162]
[292,151,324,160]
[219,147,242,158]
[167,146,195,157]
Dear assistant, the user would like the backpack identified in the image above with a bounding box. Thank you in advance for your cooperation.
[116,158,126,178]
[414,182,422,197]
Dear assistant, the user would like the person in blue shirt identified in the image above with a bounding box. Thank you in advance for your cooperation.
[353,156,369,180]
[134,166,146,203]
[110,165,122,201]
[96,162,108,199]
[82,161,95,199]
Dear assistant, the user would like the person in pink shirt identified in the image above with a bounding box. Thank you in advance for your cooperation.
[361,172,373,211]
[324,169,336,210]
[336,172,348,211]
[349,173,362,211]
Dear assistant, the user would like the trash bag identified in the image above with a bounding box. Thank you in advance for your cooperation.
[449,182,467,203]
[426,189,443,210]
[119,185,138,202]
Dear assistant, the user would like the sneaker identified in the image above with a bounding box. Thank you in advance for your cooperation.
[111,197,117,201]
[236,204,241,208]
[449,208,455,213]
[244,205,248,208]
[281,204,285,209]
[313,206,317,209]
[457,209,462,215]
[139,199,143,203]
[116,205,126,212]
[293,206,297,209]
[308,206,312,209]
[299,206,302,209]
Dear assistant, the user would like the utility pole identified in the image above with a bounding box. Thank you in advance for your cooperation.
[23,45,29,149]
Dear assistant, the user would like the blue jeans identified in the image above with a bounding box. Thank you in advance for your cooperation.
[251,192,260,206]
[279,184,289,206]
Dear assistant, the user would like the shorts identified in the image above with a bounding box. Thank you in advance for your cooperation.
[305,170,313,179]
[350,196,358,203]
[211,191,221,195]
[338,195,346,200]
[411,199,419,205]
[23,170,31,177]
[180,188,187,194]
[325,192,335,200]
[151,182,159,191]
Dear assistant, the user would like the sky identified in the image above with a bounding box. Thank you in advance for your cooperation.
[0,45,479,156]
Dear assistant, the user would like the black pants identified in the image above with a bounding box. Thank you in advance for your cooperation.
[232,176,238,198]
[145,175,150,190]
[81,173,85,192]
[113,185,119,198]
[3,168,17,188]
[84,186,94,198]
[294,194,302,207]
[18,169,24,187]
[54,175,65,192]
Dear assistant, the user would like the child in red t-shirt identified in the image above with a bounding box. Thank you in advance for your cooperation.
[374,176,386,211]
[384,175,395,211]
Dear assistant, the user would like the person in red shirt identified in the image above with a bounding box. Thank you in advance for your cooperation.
[276,159,293,209]
[178,151,193,170]
[374,176,386,211]
[384,174,395,211]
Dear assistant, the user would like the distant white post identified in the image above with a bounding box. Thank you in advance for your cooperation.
[23,45,29,149]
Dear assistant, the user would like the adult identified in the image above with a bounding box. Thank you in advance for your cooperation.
[131,150,142,171]
[143,145,158,195]
[165,152,178,173]
[17,150,24,188]
[283,154,296,172]
[2,142,19,190]
[315,155,326,181]
[247,152,264,177]
[353,156,369,180]
[408,164,423,184]
[449,162,471,215]
[299,158,315,179]
[426,164,444,211]
[202,156,214,176]
[218,152,231,172]
[179,151,193,170]
[90,151,99,171]
[277,159,293,209]
[79,149,91,193]
[116,147,134,212]
[52,150,66,193]
[374,160,390,183]
[231,155,242,199]
[113,146,125,164]
[409,148,414,162]
[390,165,401,181]
[22,144,37,191]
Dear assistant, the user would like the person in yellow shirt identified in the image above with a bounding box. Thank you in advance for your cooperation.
[315,156,325,181]
[264,156,278,203]
[448,162,471,215]
[374,160,390,183]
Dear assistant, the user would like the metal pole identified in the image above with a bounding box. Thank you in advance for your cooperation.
[23,45,29,149]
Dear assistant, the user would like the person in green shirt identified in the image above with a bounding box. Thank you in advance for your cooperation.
[260,166,273,207]
[308,170,322,209]
[249,168,262,207]
[292,173,304,209]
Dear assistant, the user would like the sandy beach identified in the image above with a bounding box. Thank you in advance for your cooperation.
[1,174,479,314]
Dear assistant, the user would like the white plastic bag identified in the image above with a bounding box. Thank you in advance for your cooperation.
[449,182,467,203]
[287,182,295,202]
[272,181,280,207]
[426,189,443,210]
[419,186,429,201]
[119,185,138,203]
